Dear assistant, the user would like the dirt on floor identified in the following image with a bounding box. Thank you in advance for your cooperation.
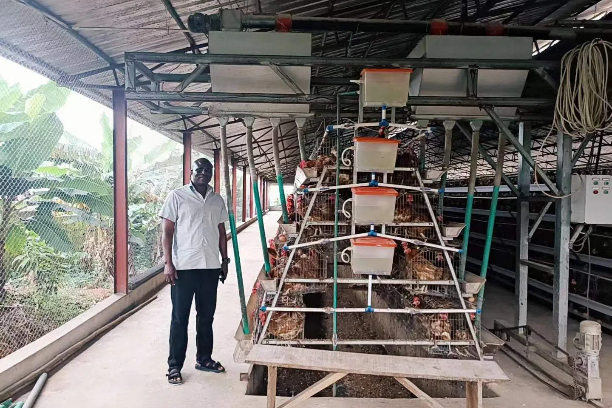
[274,288,413,399]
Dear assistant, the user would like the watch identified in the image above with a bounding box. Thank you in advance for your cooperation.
[222,257,231,265]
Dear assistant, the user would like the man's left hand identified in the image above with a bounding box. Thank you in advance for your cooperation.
[220,264,228,283]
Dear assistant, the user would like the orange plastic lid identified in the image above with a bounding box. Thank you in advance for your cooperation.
[352,187,399,196]
[351,237,397,248]
[361,68,413,74]
[354,137,400,145]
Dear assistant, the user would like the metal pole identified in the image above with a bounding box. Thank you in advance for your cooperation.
[271,118,289,222]
[242,165,248,222]
[572,133,595,167]
[515,122,531,330]
[232,158,238,216]
[554,131,572,357]
[213,149,221,193]
[485,107,560,195]
[528,201,552,241]
[219,117,250,335]
[112,88,128,294]
[439,120,455,217]
[182,131,192,185]
[249,172,254,219]
[456,121,520,196]
[459,120,481,280]
[295,118,308,161]
[245,117,271,275]
[477,130,506,319]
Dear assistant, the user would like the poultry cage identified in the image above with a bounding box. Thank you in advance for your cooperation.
[256,124,479,359]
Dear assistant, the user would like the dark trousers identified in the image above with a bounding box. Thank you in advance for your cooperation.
[168,269,220,370]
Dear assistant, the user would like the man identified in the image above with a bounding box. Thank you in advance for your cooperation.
[159,158,230,385]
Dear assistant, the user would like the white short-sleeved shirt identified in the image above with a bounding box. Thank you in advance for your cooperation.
[158,184,229,270]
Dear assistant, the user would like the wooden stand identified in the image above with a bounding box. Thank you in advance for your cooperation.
[247,345,508,408]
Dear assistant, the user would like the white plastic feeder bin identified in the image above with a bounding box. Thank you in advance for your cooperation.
[349,187,398,224]
[353,137,400,173]
[350,237,397,276]
[361,68,413,107]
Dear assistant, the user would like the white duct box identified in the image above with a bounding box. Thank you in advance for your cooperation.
[209,31,312,115]
[408,36,532,119]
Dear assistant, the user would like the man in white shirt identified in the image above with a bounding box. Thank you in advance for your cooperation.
[159,158,229,385]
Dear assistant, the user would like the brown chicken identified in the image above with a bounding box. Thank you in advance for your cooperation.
[289,249,321,279]
[402,242,444,281]
[300,155,335,172]
[430,313,452,341]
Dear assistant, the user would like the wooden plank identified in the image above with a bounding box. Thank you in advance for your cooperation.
[277,373,346,408]
[395,377,444,408]
[267,366,277,408]
[246,345,508,382]
[466,381,482,408]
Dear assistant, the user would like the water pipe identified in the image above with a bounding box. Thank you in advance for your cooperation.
[438,120,455,216]
[219,118,250,335]
[270,118,289,223]
[244,116,271,275]
[22,373,47,408]
[477,130,507,323]
[295,117,308,161]
[459,120,482,280]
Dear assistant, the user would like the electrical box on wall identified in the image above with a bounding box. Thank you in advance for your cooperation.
[571,175,612,224]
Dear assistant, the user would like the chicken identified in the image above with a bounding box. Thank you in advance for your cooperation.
[299,155,335,172]
[290,249,321,279]
[454,329,471,341]
[267,312,305,339]
[402,243,444,281]
[430,313,452,341]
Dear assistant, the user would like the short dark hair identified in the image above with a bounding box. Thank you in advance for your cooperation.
[193,158,213,169]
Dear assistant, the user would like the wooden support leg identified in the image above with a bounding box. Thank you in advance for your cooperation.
[267,366,277,408]
[466,381,482,408]
[395,377,444,408]
[278,372,347,408]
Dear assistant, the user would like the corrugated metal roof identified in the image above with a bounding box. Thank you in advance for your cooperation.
[0,0,606,179]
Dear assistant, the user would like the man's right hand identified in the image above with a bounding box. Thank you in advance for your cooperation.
[164,263,178,285]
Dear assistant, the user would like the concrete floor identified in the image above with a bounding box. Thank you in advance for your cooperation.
[22,211,611,408]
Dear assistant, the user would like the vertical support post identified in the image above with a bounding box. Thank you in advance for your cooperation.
[271,118,289,222]
[554,131,572,356]
[213,149,221,193]
[232,158,238,216]
[245,117,271,275]
[439,120,455,216]
[295,118,308,162]
[515,122,531,330]
[242,165,248,222]
[477,130,506,319]
[459,120,482,280]
[267,366,277,408]
[112,89,128,294]
[182,131,192,185]
[249,172,254,219]
[466,382,483,408]
[219,117,250,335]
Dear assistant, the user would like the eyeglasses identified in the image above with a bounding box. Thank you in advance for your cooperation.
[194,167,213,174]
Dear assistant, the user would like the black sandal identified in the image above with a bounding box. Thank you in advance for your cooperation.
[195,359,226,373]
[166,368,183,385]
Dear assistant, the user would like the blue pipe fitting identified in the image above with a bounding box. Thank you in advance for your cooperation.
[438,188,445,193]
[326,125,334,131]
[368,230,377,236]
[476,309,482,314]
[302,188,309,193]
[379,119,389,127]
[382,105,387,110]
[368,180,379,187]
[365,306,374,313]
[260,306,267,312]
[282,245,289,251]
[457,249,464,254]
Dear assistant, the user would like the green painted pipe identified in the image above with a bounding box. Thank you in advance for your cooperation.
[220,120,250,334]
[245,119,271,275]
[277,174,289,223]
[459,121,481,280]
[476,132,506,324]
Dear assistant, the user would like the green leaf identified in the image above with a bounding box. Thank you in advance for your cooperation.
[0,121,26,134]
[5,224,26,256]
[25,94,46,119]
[26,207,73,252]
[0,79,23,112]
[100,113,113,172]
[55,176,112,196]
[26,82,70,113]
[0,113,63,175]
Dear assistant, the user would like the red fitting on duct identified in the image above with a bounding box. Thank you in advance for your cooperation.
[485,22,504,36]
[276,14,292,32]
[430,19,448,35]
